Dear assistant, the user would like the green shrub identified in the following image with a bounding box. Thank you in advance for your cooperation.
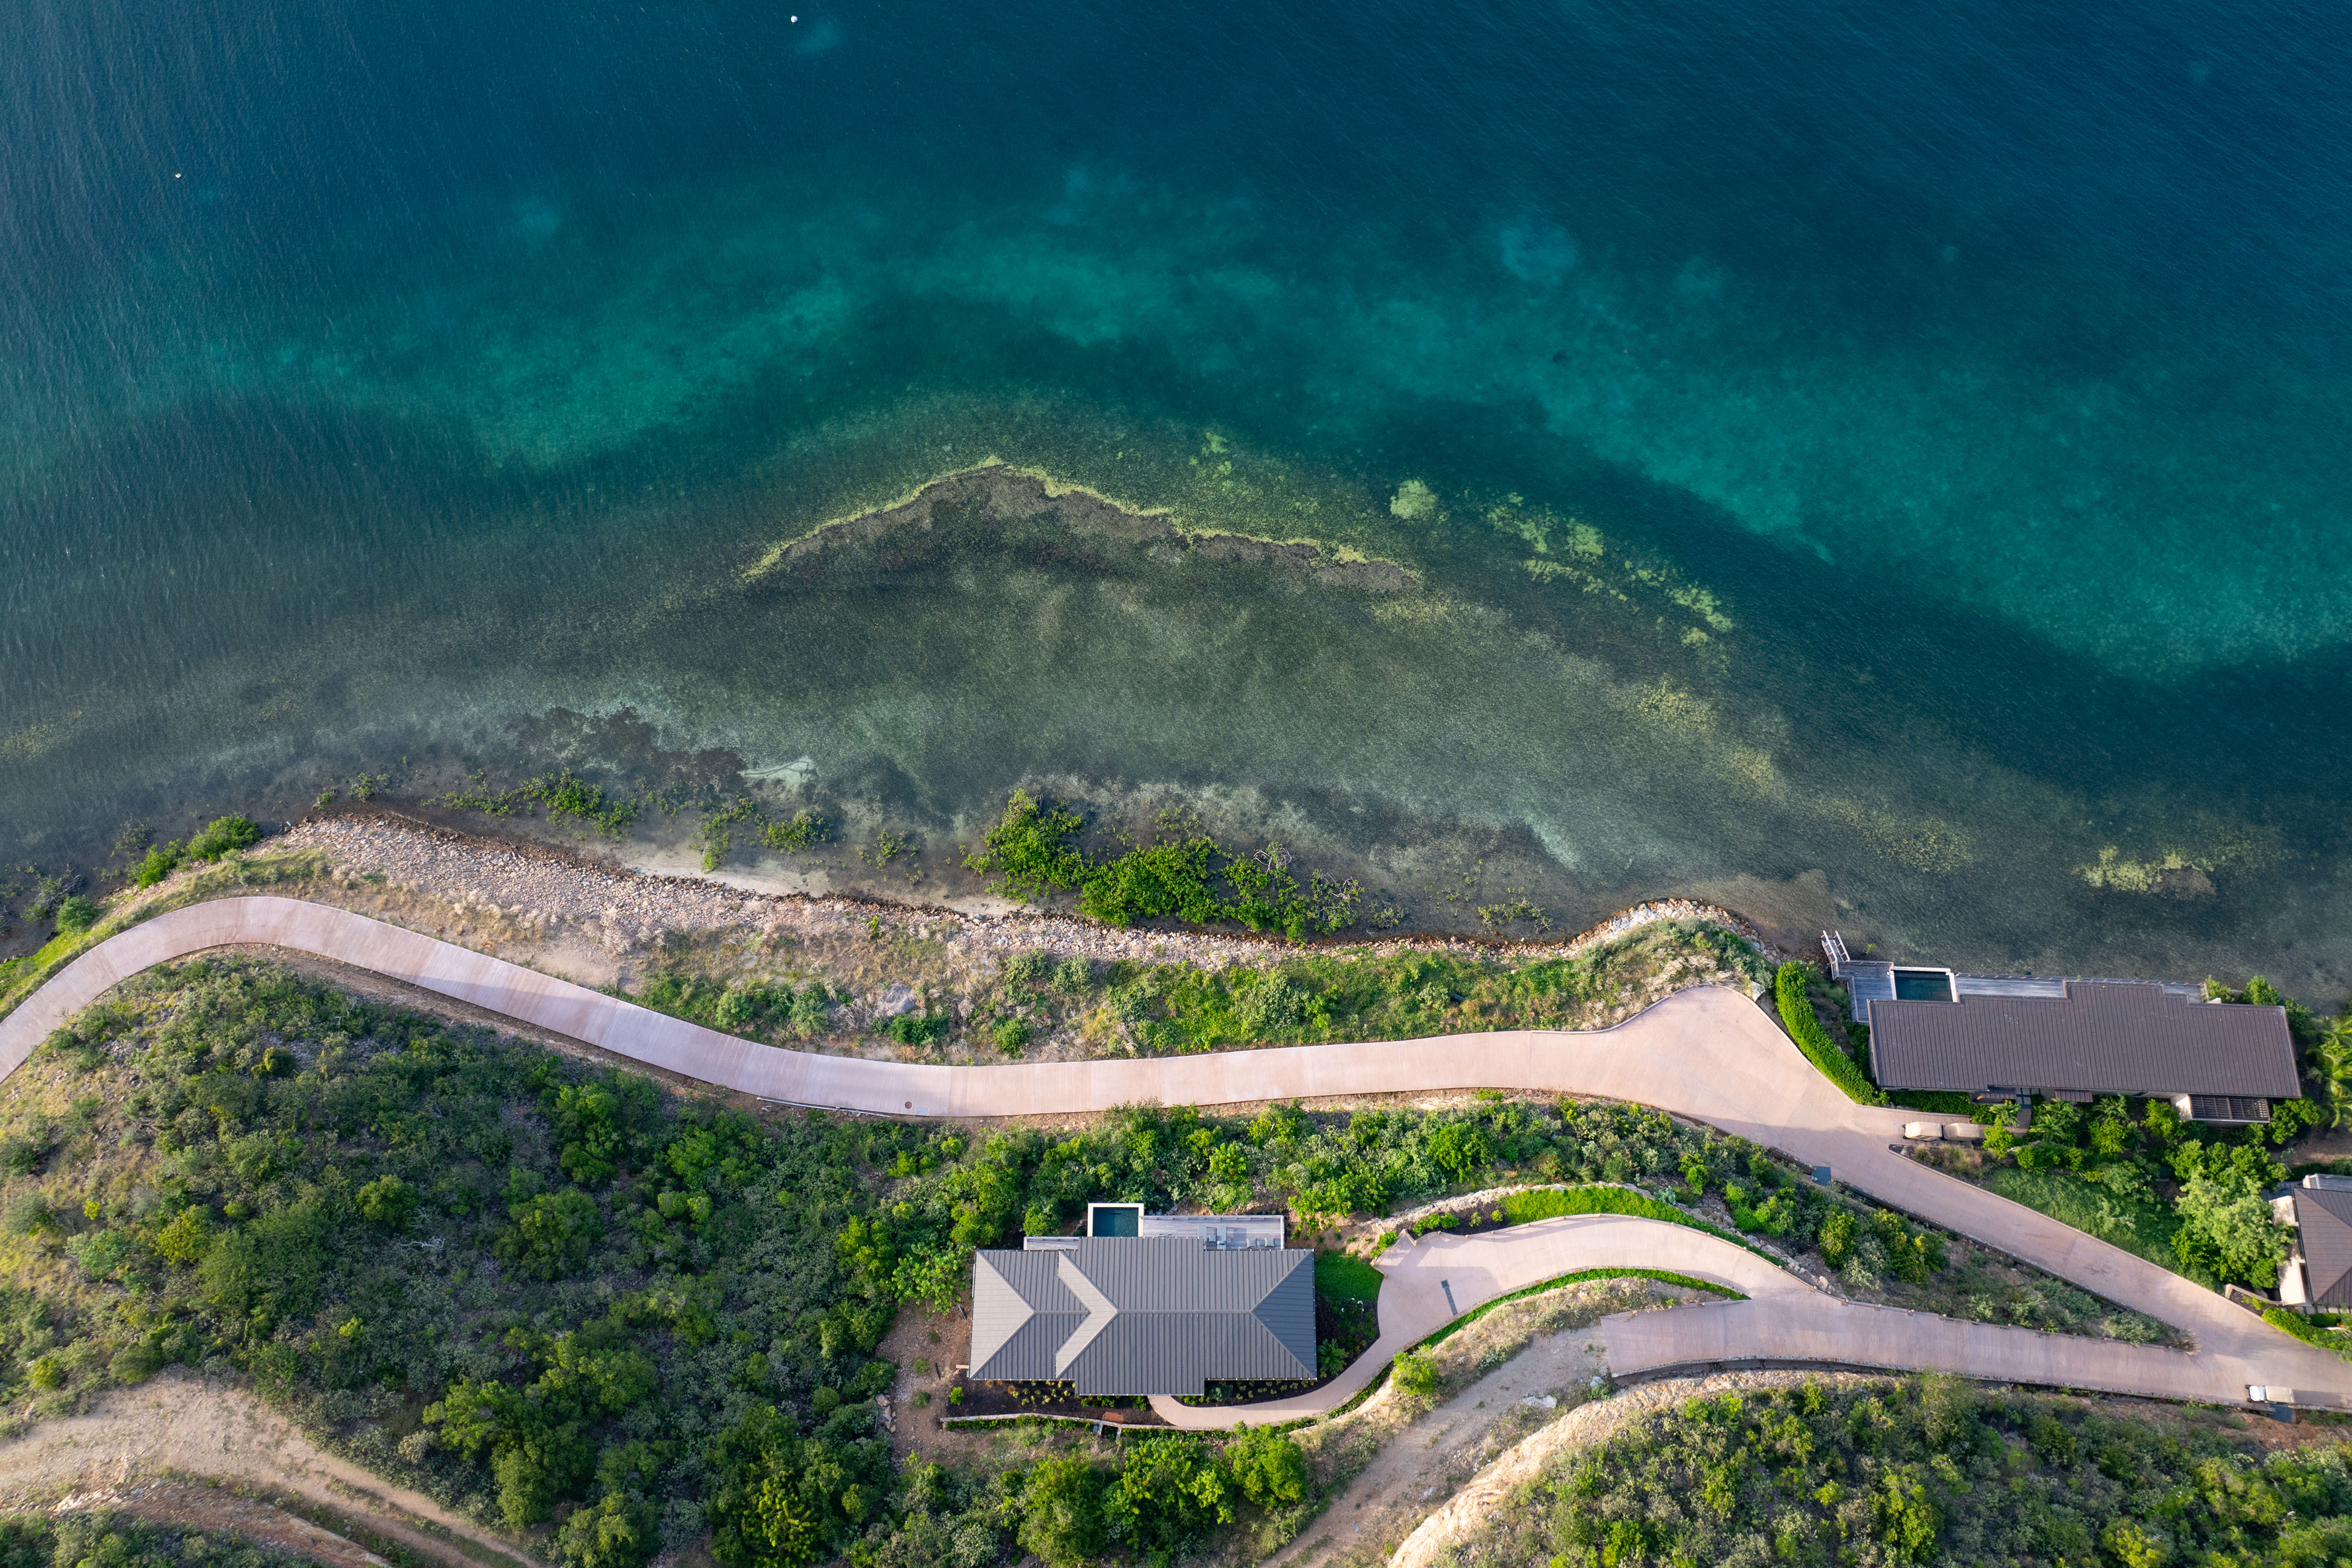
[134,843,184,887]
[1224,1424,1310,1508]
[886,1011,948,1047]
[1775,962,1885,1104]
[964,792,1361,937]
[1391,1351,1440,1399]
[52,895,99,935]
[1001,951,1053,989]
[2265,1308,2352,1361]
[1104,1433,1234,1560]
[357,1174,418,1229]
[1017,1455,1105,1568]
[965,790,1090,900]
[186,815,262,861]
[992,1018,1031,1055]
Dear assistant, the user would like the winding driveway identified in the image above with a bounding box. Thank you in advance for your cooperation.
[5,896,2346,1409]
[1149,1212,1810,1430]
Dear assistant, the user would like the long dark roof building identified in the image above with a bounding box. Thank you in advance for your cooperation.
[968,1238,1314,1396]
[1868,980,2297,1114]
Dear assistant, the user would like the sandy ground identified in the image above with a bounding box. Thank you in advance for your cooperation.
[0,1371,539,1568]
[1245,1277,1701,1568]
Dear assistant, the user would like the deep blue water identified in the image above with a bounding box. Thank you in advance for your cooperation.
[4,1,2349,993]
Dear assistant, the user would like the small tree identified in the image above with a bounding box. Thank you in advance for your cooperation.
[2176,1165,2288,1288]
[1391,1351,1440,1400]
[1224,1424,1309,1508]
[1105,1433,1233,1562]
[1016,1456,1104,1568]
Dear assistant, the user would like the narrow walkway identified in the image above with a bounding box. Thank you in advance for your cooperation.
[5,896,2345,1405]
[1147,1213,1810,1430]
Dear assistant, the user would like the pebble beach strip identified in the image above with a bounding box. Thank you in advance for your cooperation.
[276,814,1773,980]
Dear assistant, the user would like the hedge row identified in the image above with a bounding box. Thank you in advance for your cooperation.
[1774,961,1886,1105]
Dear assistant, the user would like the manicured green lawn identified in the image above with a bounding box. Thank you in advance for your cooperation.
[1314,1249,1386,1304]
[1503,1185,1688,1226]
[1986,1166,2181,1272]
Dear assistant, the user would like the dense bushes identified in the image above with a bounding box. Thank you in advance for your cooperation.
[1773,962,1884,1104]
[635,973,835,1043]
[0,1513,315,1568]
[134,815,264,888]
[964,791,1366,939]
[974,1425,1308,1567]
[1480,1375,2352,1567]
[1971,1090,2298,1289]
[2,959,1581,1568]
[8,959,917,1568]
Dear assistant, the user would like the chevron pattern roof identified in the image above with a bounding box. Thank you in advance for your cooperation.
[968,1237,1316,1396]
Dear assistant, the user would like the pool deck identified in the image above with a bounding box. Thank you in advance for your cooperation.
[1822,931,2201,1024]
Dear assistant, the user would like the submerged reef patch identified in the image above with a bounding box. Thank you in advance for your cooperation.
[746,463,1418,593]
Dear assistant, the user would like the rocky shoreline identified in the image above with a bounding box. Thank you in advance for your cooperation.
[276,812,1777,979]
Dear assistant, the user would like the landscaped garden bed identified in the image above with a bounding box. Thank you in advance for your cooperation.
[943,1378,1164,1426]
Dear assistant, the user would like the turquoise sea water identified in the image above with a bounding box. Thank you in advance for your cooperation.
[3,2,2349,994]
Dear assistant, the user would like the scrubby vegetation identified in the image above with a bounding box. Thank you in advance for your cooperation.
[134,816,264,889]
[12,958,1383,1568]
[964,792,1377,939]
[962,919,1771,1060]
[1465,1375,2352,1567]
[0,957,2187,1568]
[0,960,1825,1567]
[625,914,1771,1067]
[0,1512,318,1568]
[632,971,840,1044]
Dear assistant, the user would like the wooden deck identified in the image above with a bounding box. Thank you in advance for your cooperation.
[1823,929,2203,1024]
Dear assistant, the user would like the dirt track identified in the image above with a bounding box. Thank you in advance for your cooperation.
[43,1479,389,1568]
[0,1372,539,1568]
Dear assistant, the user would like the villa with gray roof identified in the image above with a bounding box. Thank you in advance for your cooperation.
[968,1210,1314,1396]
[1864,978,2297,1122]
[1825,932,2299,1124]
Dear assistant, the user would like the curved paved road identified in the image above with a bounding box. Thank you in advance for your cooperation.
[1149,1212,1812,1430]
[5,896,2344,1406]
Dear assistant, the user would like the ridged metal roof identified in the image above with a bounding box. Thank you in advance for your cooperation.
[1868,981,2297,1100]
[967,1238,1316,1395]
[2300,1188,2352,1308]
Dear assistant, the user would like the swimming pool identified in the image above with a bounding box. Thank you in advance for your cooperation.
[1892,968,1957,1002]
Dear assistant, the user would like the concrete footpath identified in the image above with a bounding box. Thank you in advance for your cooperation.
[5,895,2347,1407]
